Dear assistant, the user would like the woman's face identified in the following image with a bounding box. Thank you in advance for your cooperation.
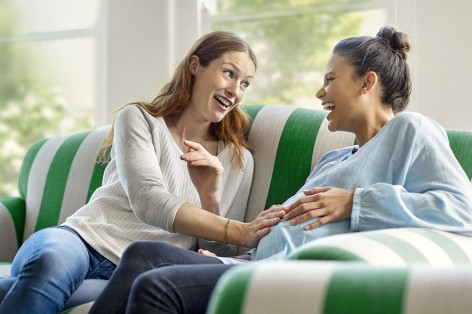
[188,51,256,123]
[316,54,365,133]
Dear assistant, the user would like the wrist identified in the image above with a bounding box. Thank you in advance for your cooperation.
[225,220,245,246]
[200,194,221,215]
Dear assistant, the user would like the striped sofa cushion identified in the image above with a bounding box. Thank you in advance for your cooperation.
[447,129,472,179]
[0,197,24,261]
[207,261,472,314]
[18,126,109,242]
[287,228,472,266]
[242,105,355,224]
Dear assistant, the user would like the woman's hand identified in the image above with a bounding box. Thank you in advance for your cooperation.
[283,186,354,230]
[198,249,217,257]
[242,205,285,248]
[180,140,223,212]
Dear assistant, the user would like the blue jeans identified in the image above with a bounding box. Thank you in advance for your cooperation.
[90,241,230,314]
[0,226,116,314]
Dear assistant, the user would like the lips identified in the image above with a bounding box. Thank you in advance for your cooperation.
[322,102,335,111]
[215,95,232,109]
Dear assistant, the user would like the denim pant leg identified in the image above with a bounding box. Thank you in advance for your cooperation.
[127,264,234,314]
[90,241,224,314]
[0,226,91,314]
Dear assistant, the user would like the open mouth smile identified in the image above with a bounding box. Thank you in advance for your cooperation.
[322,102,335,111]
[215,96,232,109]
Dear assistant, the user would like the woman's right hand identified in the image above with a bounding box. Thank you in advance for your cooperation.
[242,205,285,248]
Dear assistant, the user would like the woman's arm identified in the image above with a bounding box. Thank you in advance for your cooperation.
[174,204,285,248]
[197,148,254,256]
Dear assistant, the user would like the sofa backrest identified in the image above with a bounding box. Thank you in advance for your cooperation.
[12,105,472,246]
[17,126,110,241]
[242,105,355,223]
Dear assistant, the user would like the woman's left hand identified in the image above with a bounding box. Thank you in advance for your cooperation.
[283,186,354,230]
[180,140,224,202]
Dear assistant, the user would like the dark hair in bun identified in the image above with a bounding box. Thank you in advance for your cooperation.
[333,26,412,113]
[376,26,410,60]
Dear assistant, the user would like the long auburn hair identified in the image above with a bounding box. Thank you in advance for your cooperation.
[99,31,257,167]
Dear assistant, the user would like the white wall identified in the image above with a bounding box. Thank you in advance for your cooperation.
[98,0,205,125]
[415,0,472,130]
[100,0,472,130]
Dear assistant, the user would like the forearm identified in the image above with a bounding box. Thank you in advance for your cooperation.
[174,202,246,246]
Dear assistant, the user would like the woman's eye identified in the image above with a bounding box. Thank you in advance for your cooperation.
[241,81,250,89]
[224,70,234,78]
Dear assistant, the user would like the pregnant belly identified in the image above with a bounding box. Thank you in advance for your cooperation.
[252,218,351,261]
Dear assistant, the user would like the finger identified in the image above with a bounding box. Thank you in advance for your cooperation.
[183,140,205,151]
[287,207,328,225]
[181,152,206,162]
[303,215,332,230]
[254,227,271,239]
[284,201,322,220]
[265,205,285,215]
[254,215,282,231]
[285,195,319,212]
[261,209,286,221]
[303,186,330,195]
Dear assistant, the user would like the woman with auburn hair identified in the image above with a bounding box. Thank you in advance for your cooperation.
[0,31,284,314]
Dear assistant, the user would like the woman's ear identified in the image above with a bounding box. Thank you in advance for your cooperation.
[361,71,378,94]
[188,55,200,75]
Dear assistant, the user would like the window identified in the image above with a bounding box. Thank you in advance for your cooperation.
[208,0,387,109]
[0,0,100,196]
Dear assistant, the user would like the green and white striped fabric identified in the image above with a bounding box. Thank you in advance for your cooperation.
[446,129,472,180]
[242,105,355,224]
[0,126,109,263]
[287,228,472,266]
[207,261,472,314]
[0,197,23,261]
[21,127,109,241]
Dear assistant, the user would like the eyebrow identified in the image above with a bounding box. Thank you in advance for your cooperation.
[223,62,254,79]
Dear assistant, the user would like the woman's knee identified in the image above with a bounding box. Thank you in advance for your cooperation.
[128,268,181,312]
[11,227,89,279]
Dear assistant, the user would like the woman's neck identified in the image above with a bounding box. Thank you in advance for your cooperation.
[355,107,394,147]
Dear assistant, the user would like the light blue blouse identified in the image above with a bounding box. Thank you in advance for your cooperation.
[221,112,472,263]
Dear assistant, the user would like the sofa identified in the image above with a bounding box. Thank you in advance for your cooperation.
[1,104,471,313]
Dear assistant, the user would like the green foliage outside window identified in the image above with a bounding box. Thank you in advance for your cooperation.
[0,0,92,196]
[213,0,366,105]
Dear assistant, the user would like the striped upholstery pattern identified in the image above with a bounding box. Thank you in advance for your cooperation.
[447,129,472,179]
[0,197,24,261]
[207,261,472,314]
[20,127,109,242]
[242,105,355,224]
[287,227,472,266]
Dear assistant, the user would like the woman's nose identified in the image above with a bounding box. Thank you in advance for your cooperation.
[315,87,325,100]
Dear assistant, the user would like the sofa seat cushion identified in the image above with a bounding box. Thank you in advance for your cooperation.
[287,227,472,266]
[207,261,472,314]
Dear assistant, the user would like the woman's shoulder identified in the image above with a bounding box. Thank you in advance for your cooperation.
[116,104,164,128]
[386,112,449,147]
[389,111,447,136]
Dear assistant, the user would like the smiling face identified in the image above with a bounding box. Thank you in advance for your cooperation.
[188,50,256,123]
[316,54,365,133]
